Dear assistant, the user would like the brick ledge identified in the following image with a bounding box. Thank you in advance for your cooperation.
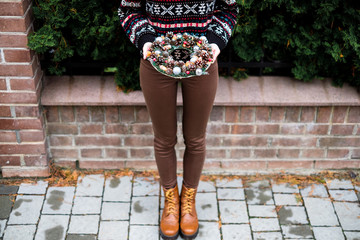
[1,166,50,178]
[41,75,360,106]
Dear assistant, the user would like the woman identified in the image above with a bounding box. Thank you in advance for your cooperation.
[118,0,238,239]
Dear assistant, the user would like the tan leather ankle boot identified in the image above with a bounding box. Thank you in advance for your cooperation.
[180,183,199,239]
[160,183,180,240]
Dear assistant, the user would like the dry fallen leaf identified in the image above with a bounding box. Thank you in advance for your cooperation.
[1,162,359,191]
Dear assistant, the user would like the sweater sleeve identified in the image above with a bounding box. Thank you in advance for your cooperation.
[117,0,157,52]
[206,0,239,51]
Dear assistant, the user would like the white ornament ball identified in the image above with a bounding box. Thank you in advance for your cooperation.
[155,50,161,55]
[196,68,203,76]
[190,57,198,63]
[193,46,200,52]
[155,37,163,42]
[200,36,208,43]
[177,33,182,38]
[173,67,181,75]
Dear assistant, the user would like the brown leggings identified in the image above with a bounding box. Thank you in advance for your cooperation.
[139,58,218,189]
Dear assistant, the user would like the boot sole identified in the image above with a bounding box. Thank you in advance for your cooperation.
[160,229,179,240]
[179,226,199,240]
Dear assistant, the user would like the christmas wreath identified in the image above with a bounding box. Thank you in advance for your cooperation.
[145,32,214,79]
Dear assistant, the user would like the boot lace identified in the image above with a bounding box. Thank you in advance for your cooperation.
[182,188,195,214]
[165,188,176,215]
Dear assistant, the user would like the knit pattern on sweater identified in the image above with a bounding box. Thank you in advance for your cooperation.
[117,0,239,53]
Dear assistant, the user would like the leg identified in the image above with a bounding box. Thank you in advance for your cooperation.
[139,58,179,189]
[179,60,218,239]
[181,59,219,189]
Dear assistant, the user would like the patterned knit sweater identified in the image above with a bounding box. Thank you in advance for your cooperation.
[117,0,239,56]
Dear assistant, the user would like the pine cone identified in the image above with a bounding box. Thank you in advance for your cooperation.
[166,68,173,75]
[181,65,187,73]
[166,31,174,39]
[195,59,203,68]
[167,59,175,68]
[164,37,171,44]
[188,40,195,47]
[189,62,196,71]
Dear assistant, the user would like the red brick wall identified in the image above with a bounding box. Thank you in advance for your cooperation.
[44,105,360,171]
[0,0,49,177]
[1,0,359,175]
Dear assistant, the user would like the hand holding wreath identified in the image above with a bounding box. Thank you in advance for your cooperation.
[209,43,220,63]
[143,42,153,60]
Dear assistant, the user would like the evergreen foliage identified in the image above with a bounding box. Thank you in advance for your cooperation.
[28,0,140,91]
[233,0,360,89]
[28,0,360,91]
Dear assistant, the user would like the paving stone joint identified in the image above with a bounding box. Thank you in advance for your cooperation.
[0,174,359,240]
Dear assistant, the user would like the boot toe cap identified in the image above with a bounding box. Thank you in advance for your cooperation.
[160,226,179,237]
[180,221,198,235]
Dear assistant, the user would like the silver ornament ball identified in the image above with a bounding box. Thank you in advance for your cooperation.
[173,67,181,75]
[190,57,198,63]
[200,36,208,43]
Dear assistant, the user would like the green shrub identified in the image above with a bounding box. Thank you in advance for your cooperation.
[28,0,141,91]
[28,0,360,92]
[233,0,360,89]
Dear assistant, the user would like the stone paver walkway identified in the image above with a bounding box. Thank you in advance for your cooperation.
[0,174,359,240]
